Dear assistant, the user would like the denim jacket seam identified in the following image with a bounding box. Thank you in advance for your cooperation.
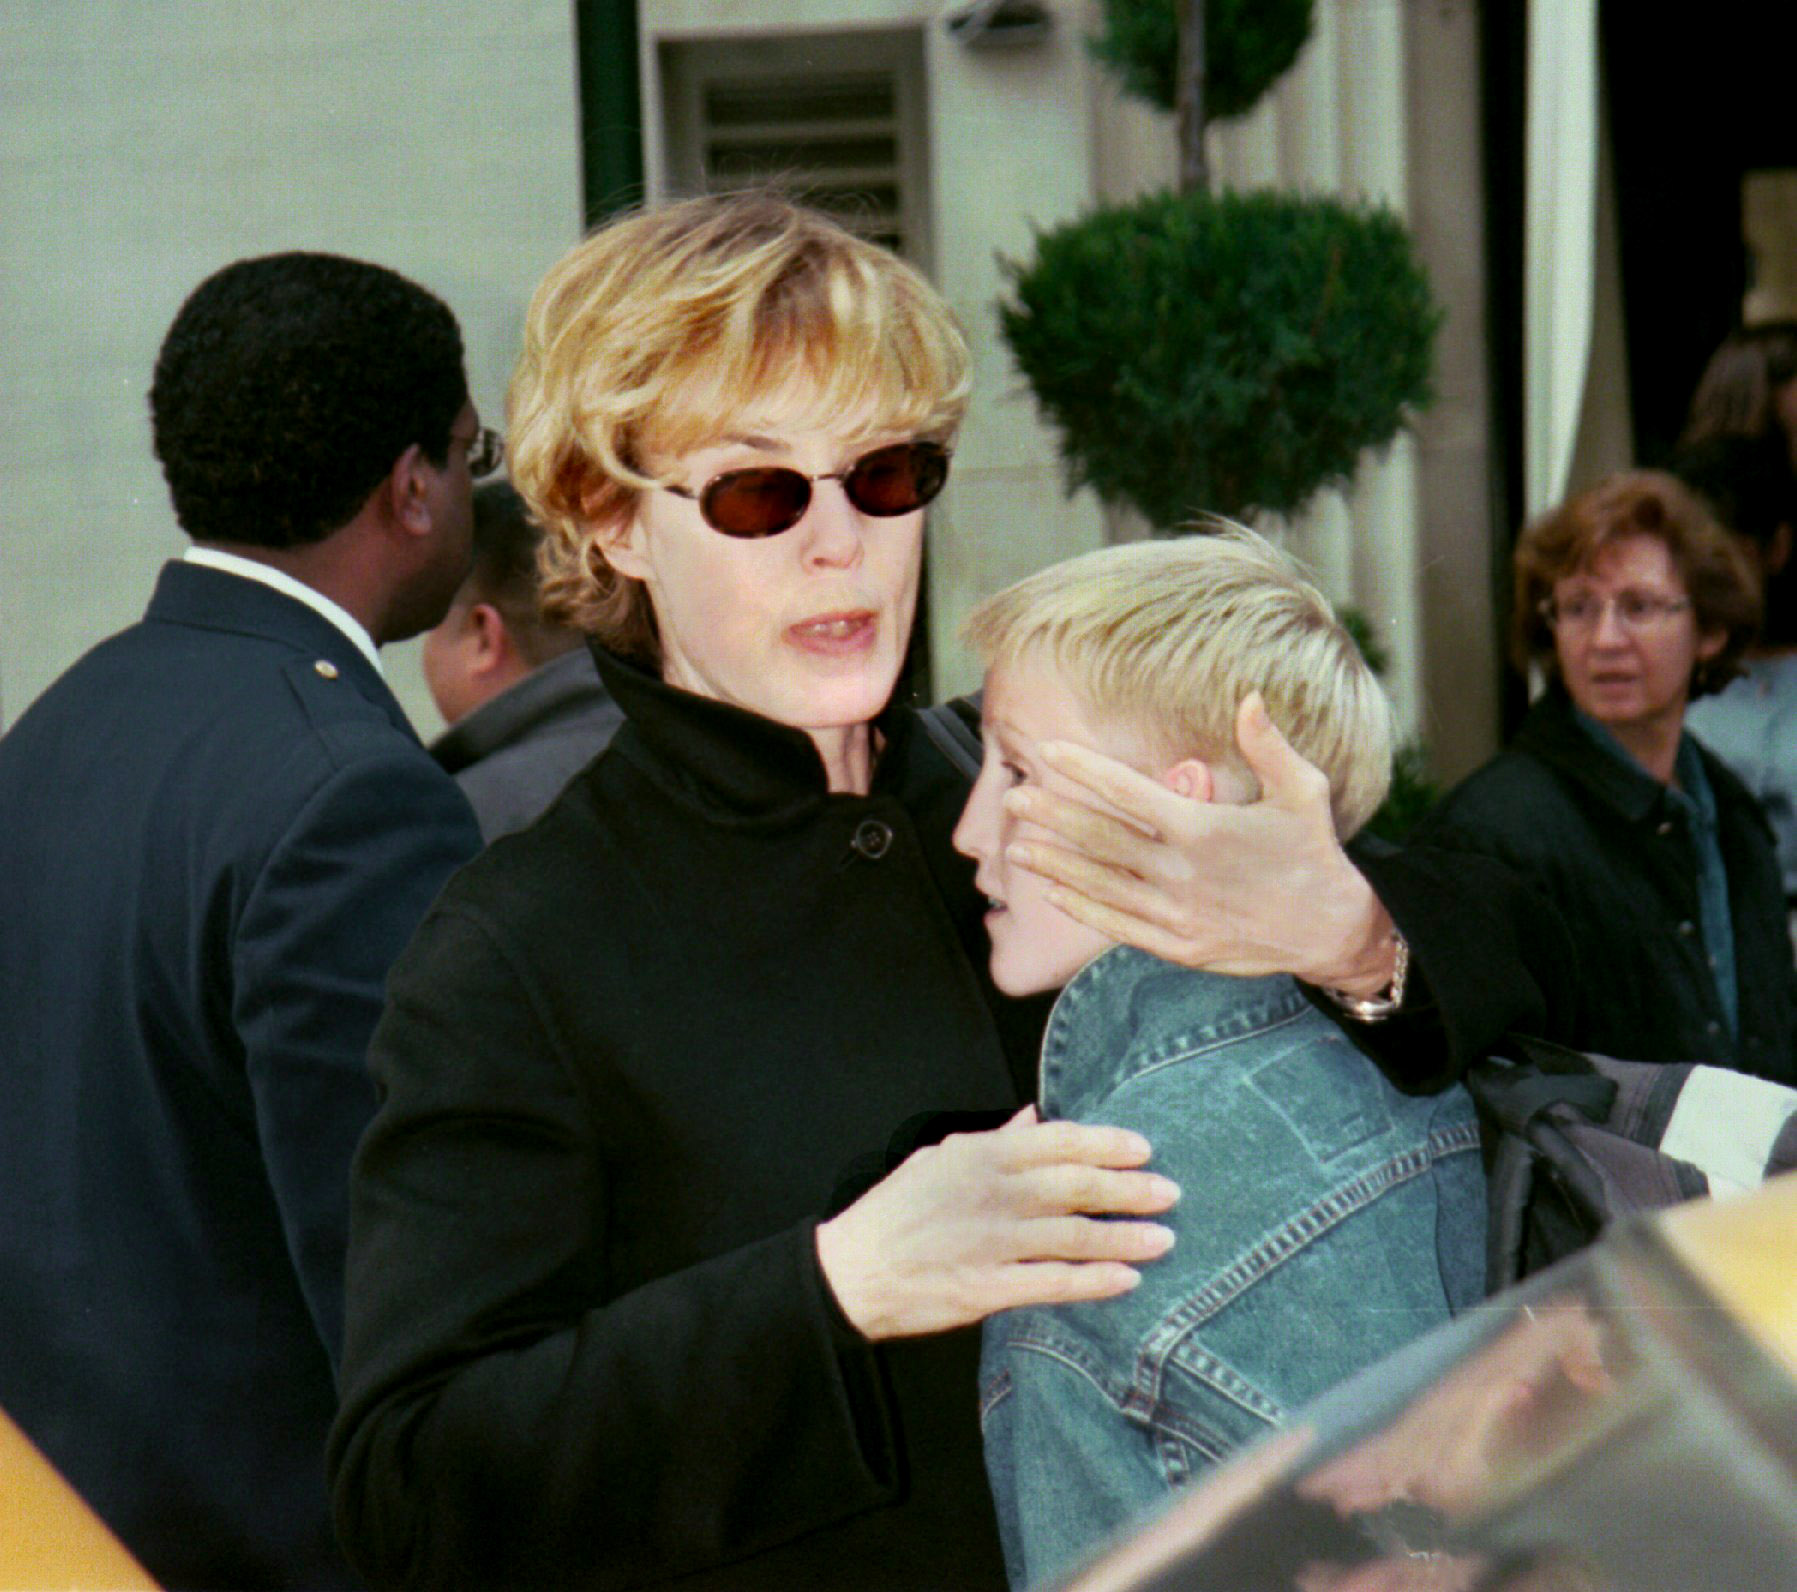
[1040,965,1312,1112]
[1000,1323,1137,1417]
[978,1364,1013,1425]
[1430,1118,1483,1158]
[1145,1401,1263,1468]
[1122,1004,1319,1090]
[998,1319,1267,1458]
[1136,1132,1481,1390]
[1147,1343,1287,1427]
[1151,1415,1253,1479]
[1136,1119,1476,1440]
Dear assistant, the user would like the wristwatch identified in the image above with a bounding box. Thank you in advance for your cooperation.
[1323,931,1409,1022]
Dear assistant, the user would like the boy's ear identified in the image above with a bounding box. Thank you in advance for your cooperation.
[1161,758,1215,803]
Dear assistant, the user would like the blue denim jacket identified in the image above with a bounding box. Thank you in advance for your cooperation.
[979,947,1486,1590]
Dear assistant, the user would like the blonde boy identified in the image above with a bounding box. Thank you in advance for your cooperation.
[954,531,1486,1590]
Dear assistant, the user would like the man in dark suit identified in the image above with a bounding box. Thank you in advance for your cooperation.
[0,252,485,1589]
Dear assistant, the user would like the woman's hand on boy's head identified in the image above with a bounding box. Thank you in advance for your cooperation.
[1002,693,1397,993]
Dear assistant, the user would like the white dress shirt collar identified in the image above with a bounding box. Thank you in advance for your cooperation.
[182,547,382,677]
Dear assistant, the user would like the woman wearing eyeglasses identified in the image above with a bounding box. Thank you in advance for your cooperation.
[1421,470,1796,1081]
[328,195,1572,1591]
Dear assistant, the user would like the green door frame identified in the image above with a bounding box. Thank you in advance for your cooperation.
[575,0,645,225]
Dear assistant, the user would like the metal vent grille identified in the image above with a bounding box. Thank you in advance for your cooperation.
[701,72,907,254]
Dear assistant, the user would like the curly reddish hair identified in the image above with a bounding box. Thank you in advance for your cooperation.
[1510,470,1760,697]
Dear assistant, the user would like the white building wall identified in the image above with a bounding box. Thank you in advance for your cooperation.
[1404,0,1502,782]
[0,0,584,733]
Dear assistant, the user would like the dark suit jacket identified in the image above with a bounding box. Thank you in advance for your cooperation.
[0,561,481,1590]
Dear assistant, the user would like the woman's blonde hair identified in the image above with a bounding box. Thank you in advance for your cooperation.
[963,527,1394,838]
[507,191,971,663]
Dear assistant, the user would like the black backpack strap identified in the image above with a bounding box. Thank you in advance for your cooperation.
[1463,1051,1618,1293]
[1505,1036,1695,1149]
[1507,1032,1615,1079]
[1463,1056,1617,1133]
[918,695,984,781]
[1464,1039,1725,1292]
[1482,1130,1539,1295]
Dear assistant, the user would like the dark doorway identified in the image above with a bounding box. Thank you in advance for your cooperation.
[1600,0,1797,469]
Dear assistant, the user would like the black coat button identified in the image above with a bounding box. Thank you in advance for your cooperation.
[851,819,893,860]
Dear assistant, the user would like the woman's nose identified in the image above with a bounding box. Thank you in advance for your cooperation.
[1590,598,1629,644]
[798,479,866,569]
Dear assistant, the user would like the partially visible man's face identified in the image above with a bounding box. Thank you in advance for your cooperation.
[384,400,479,644]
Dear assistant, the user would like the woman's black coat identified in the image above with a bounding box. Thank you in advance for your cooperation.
[1419,683,1797,1081]
[328,647,1574,1590]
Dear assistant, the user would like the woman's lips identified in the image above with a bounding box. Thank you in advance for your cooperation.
[787,610,877,655]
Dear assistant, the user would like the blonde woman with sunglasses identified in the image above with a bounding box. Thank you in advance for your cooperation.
[329,193,1568,1591]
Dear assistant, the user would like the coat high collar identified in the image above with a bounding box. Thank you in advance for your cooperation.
[588,642,912,819]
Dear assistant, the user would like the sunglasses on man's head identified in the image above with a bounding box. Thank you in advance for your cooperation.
[661,439,951,539]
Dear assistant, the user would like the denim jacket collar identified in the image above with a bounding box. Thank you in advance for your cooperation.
[1039,947,1308,1120]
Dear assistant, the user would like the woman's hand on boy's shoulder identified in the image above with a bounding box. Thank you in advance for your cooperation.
[814,1107,1181,1341]
[1001,692,1398,996]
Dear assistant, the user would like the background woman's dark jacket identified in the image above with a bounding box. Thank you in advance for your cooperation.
[1419,683,1797,1082]
[328,647,1575,1590]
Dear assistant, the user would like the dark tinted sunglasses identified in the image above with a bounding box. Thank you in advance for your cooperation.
[662,440,951,538]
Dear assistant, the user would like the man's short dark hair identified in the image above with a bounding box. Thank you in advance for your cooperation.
[465,481,584,667]
[150,252,468,549]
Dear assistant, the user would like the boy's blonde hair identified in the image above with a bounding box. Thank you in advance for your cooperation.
[507,191,971,664]
[962,528,1393,837]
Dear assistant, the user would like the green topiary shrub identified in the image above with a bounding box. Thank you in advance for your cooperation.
[999,187,1440,528]
[1362,740,1442,844]
[1090,0,1314,120]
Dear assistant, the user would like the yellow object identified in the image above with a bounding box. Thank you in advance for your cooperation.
[1658,1168,1797,1380]
[0,1408,157,1589]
